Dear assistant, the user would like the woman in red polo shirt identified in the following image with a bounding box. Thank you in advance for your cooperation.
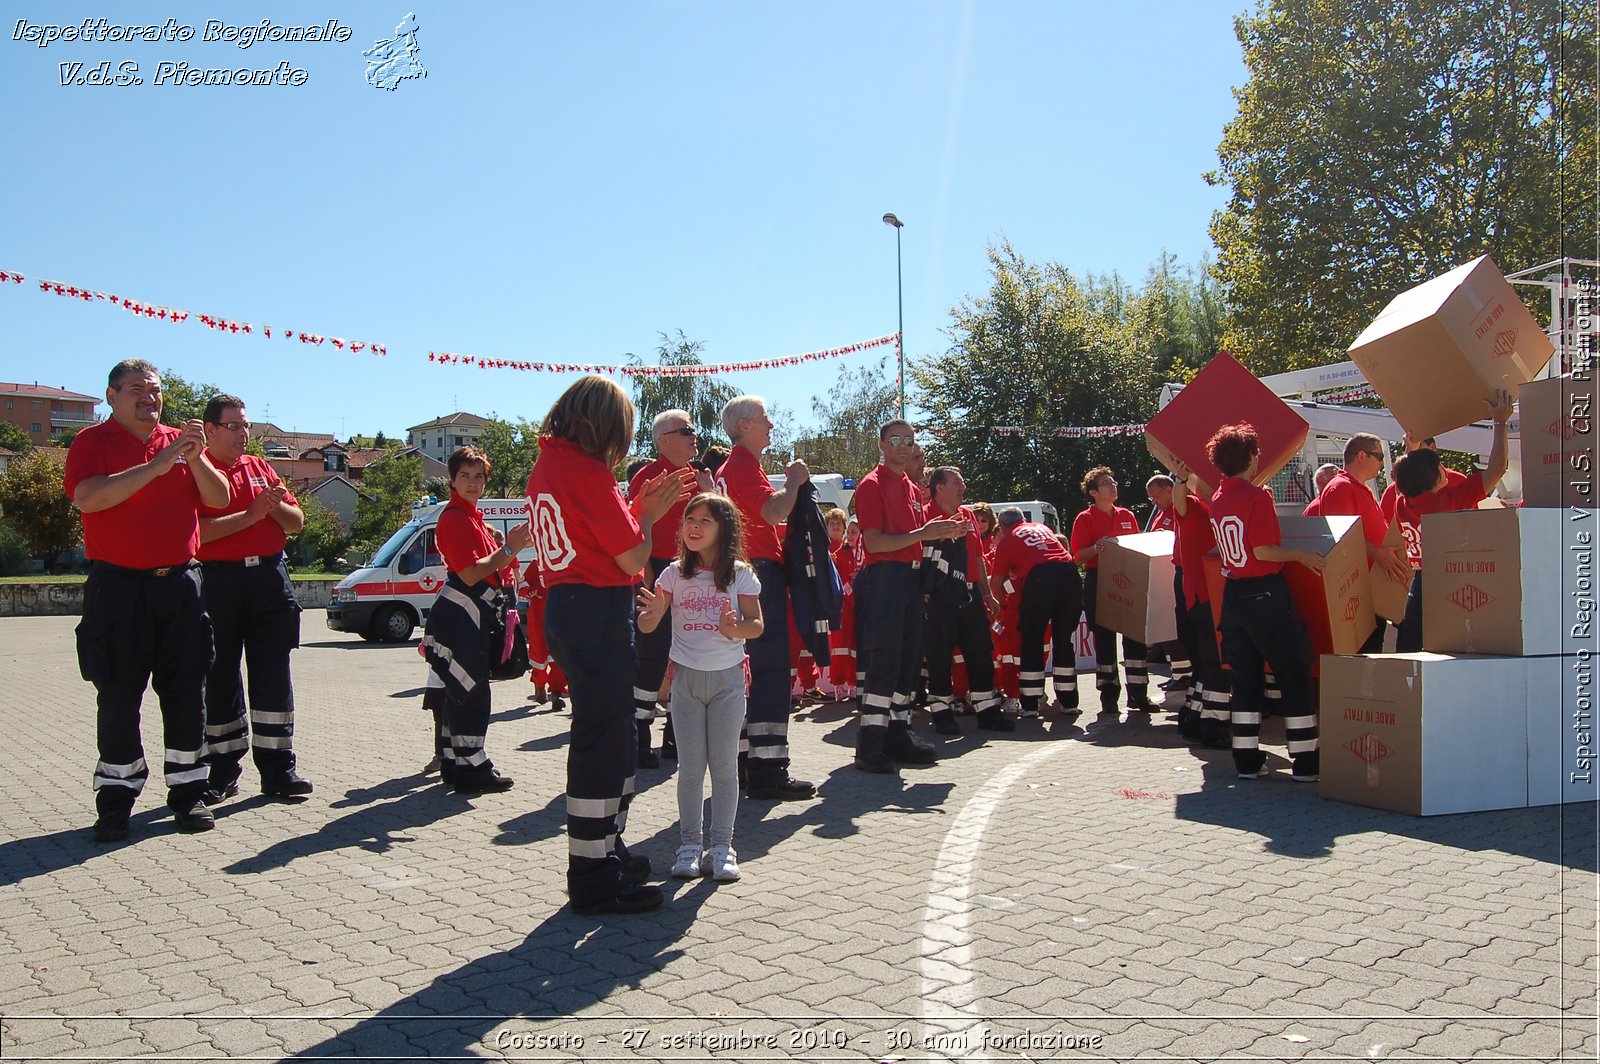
[421,447,531,795]
[1070,466,1147,713]
[526,376,689,916]
[1206,424,1325,782]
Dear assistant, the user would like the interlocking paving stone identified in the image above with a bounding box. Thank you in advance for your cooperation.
[0,612,1594,1061]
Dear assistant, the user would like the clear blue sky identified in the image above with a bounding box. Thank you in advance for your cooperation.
[1,1,1249,439]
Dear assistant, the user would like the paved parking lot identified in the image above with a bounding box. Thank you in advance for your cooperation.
[0,611,1594,1062]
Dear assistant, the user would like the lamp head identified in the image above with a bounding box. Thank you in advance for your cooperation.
[882,212,903,228]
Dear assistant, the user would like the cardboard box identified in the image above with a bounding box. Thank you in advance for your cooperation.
[1421,507,1569,656]
[1146,353,1309,488]
[1371,519,1413,623]
[1279,515,1376,659]
[1320,653,1528,815]
[1094,531,1177,645]
[1347,256,1555,440]
[1526,654,1600,807]
[1517,372,1600,508]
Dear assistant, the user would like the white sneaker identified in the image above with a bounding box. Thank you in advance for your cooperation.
[671,844,703,879]
[709,844,741,882]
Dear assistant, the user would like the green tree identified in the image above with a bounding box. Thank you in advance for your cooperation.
[49,427,82,447]
[627,331,739,454]
[374,430,388,448]
[1208,0,1596,374]
[801,357,899,477]
[0,421,33,455]
[286,496,351,569]
[477,416,540,498]
[0,450,81,570]
[0,519,29,576]
[350,453,423,552]
[1125,252,1230,388]
[158,368,219,426]
[914,242,1158,511]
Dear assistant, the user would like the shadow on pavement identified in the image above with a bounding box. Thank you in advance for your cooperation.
[0,807,203,888]
[223,781,475,874]
[286,885,715,1060]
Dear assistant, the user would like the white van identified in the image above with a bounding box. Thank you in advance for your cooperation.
[327,498,534,642]
[988,500,1062,534]
[766,472,854,516]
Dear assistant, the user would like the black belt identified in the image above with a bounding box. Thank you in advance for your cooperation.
[92,560,197,578]
[200,552,284,569]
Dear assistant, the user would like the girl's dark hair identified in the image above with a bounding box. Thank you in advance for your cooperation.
[541,375,635,469]
[1393,449,1443,499]
[678,491,745,592]
[1207,423,1260,478]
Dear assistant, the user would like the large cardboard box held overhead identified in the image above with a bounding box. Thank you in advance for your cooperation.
[1094,530,1177,645]
[1278,515,1376,659]
[1320,653,1529,815]
[1420,507,1568,656]
[1526,654,1600,807]
[1347,256,1555,441]
[1517,372,1600,508]
[1146,353,1309,489]
[1371,519,1413,623]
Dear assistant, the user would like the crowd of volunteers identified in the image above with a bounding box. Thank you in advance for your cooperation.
[65,359,1513,915]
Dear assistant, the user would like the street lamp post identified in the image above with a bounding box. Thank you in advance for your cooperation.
[882,212,905,419]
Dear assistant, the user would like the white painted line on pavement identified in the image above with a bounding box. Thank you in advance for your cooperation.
[918,742,1067,1063]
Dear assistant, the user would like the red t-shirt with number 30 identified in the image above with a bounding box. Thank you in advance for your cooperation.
[1209,477,1282,580]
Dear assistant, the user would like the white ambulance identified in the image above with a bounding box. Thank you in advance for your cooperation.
[327,498,534,642]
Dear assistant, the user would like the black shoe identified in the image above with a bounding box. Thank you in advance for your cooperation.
[637,746,661,769]
[551,695,566,712]
[172,800,215,833]
[571,883,664,915]
[261,771,314,798]
[92,815,129,843]
[455,768,515,794]
[660,738,677,761]
[852,750,898,774]
[1199,722,1231,749]
[885,723,938,764]
[1291,752,1321,782]
[622,853,652,883]
[439,762,456,785]
[201,781,240,806]
[1160,677,1190,692]
[931,709,961,735]
[976,706,1017,732]
[1056,693,1080,712]
[746,776,816,801]
[1127,689,1153,712]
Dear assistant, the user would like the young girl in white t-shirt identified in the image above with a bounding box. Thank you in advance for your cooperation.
[636,492,763,882]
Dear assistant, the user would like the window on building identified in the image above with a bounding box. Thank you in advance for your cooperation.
[454,436,464,446]
[32,399,42,408]
[4,399,12,409]
[31,423,42,433]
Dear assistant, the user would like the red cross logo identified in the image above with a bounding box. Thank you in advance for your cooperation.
[1492,330,1516,357]
[1112,572,1134,591]
[418,572,442,593]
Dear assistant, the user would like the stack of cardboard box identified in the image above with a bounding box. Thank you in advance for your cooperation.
[1321,258,1593,815]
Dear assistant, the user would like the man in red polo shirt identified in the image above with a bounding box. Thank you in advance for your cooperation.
[715,395,815,800]
[989,507,1082,720]
[1389,392,1513,651]
[852,420,966,772]
[1311,433,1409,653]
[196,394,314,804]
[628,409,708,768]
[65,359,231,842]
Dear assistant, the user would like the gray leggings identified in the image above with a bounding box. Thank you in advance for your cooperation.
[670,662,747,848]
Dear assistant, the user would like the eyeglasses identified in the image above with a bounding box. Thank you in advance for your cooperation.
[217,420,251,432]
[1361,450,1384,460]
[885,434,916,447]
[1095,479,1117,489]
[661,427,698,439]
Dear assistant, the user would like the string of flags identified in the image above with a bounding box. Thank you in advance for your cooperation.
[25,271,387,354]
[425,334,900,376]
[3,266,893,378]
